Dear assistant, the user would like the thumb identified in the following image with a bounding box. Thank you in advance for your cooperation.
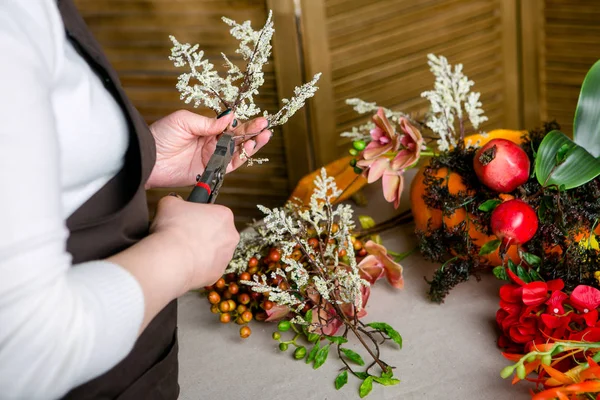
[177,109,234,137]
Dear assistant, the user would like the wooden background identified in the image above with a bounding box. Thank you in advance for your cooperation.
[74,0,599,226]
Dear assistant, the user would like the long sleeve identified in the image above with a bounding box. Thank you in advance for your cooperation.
[0,2,145,399]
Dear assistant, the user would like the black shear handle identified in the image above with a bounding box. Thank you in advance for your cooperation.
[187,170,216,204]
[187,183,211,203]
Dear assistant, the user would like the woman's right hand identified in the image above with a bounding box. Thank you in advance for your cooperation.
[107,194,239,332]
[150,194,240,292]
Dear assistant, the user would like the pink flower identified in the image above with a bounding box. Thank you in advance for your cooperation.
[363,109,397,160]
[357,114,422,209]
[357,240,404,289]
[265,305,291,322]
[390,118,424,170]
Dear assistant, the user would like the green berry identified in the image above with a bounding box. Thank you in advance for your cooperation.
[349,159,357,167]
[279,342,288,351]
[294,346,307,359]
[500,366,514,379]
[277,320,291,332]
[349,148,358,156]
[525,354,536,363]
[352,140,366,151]
[551,345,564,355]
[272,332,281,341]
[516,364,526,380]
[307,333,320,343]
[353,166,363,174]
[541,354,552,366]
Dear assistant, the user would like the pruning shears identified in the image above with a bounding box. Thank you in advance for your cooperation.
[187,132,235,204]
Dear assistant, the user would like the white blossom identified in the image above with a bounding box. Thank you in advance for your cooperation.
[266,73,322,127]
[239,148,269,167]
[421,54,487,150]
[170,10,319,128]
[226,168,367,319]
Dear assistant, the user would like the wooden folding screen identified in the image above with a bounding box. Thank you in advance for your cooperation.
[74,0,595,226]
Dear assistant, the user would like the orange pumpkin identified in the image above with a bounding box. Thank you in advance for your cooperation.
[410,130,527,266]
[289,156,367,205]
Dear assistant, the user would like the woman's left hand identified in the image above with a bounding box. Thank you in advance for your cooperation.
[146,110,272,189]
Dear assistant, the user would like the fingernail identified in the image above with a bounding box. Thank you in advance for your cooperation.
[251,140,257,149]
[217,109,232,119]
[232,119,238,127]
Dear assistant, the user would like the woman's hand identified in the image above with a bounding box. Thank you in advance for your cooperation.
[108,194,240,331]
[146,110,272,189]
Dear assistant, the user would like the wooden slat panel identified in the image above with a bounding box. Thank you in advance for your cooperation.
[74,0,291,227]
[319,0,518,157]
[540,0,600,135]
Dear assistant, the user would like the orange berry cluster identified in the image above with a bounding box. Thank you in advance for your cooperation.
[204,247,286,339]
[204,233,368,339]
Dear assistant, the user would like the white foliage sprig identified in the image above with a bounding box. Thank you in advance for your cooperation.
[421,54,487,151]
[226,168,365,313]
[169,10,320,126]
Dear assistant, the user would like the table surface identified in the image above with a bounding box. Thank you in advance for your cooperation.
[177,171,532,400]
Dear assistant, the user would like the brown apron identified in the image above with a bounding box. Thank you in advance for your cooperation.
[57,1,179,398]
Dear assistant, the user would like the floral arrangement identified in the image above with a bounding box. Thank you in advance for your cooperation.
[340,54,600,398]
[203,169,404,397]
[169,10,321,165]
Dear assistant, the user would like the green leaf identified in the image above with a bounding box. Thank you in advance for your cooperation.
[556,143,571,165]
[359,377,374,398]
[335,370,348,390]
[313,344,330,369]
[358,215,376,230]
[517,265,532,284]
[372,377,401,386]
[492,266,509,281]
[366,322,403,348]
[354,372,369,380]
[478,199,501,212]
[324,335,348,345]
[529,268,544,282]
[479,239,501,256]
[535,130,600,189]
[306,342,320,364]
[574,59,600,158]
[340,348,365,366]
[507,259,518,275]
[382,367,393,379]
[304,309,313,324]
[521,252,541,267]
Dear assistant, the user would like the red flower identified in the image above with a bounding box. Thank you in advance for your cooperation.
[546,290,568,315]
[569,285,600,327]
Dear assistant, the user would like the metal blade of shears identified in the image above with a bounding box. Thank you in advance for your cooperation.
[187,133,235,204]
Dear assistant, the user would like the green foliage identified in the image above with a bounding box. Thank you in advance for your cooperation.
[340,348,365,366]
[535,130,600,189]
[335,371,348,390]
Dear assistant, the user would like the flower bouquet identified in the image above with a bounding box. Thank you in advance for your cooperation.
[170,11,408,398]
[339,54,600,398]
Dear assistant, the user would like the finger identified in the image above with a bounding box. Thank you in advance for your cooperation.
[232,116,269,137]
[252,129,271,153]
[177,109,234,137]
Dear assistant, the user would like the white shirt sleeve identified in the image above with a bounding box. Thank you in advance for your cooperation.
[0,2,144,399]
